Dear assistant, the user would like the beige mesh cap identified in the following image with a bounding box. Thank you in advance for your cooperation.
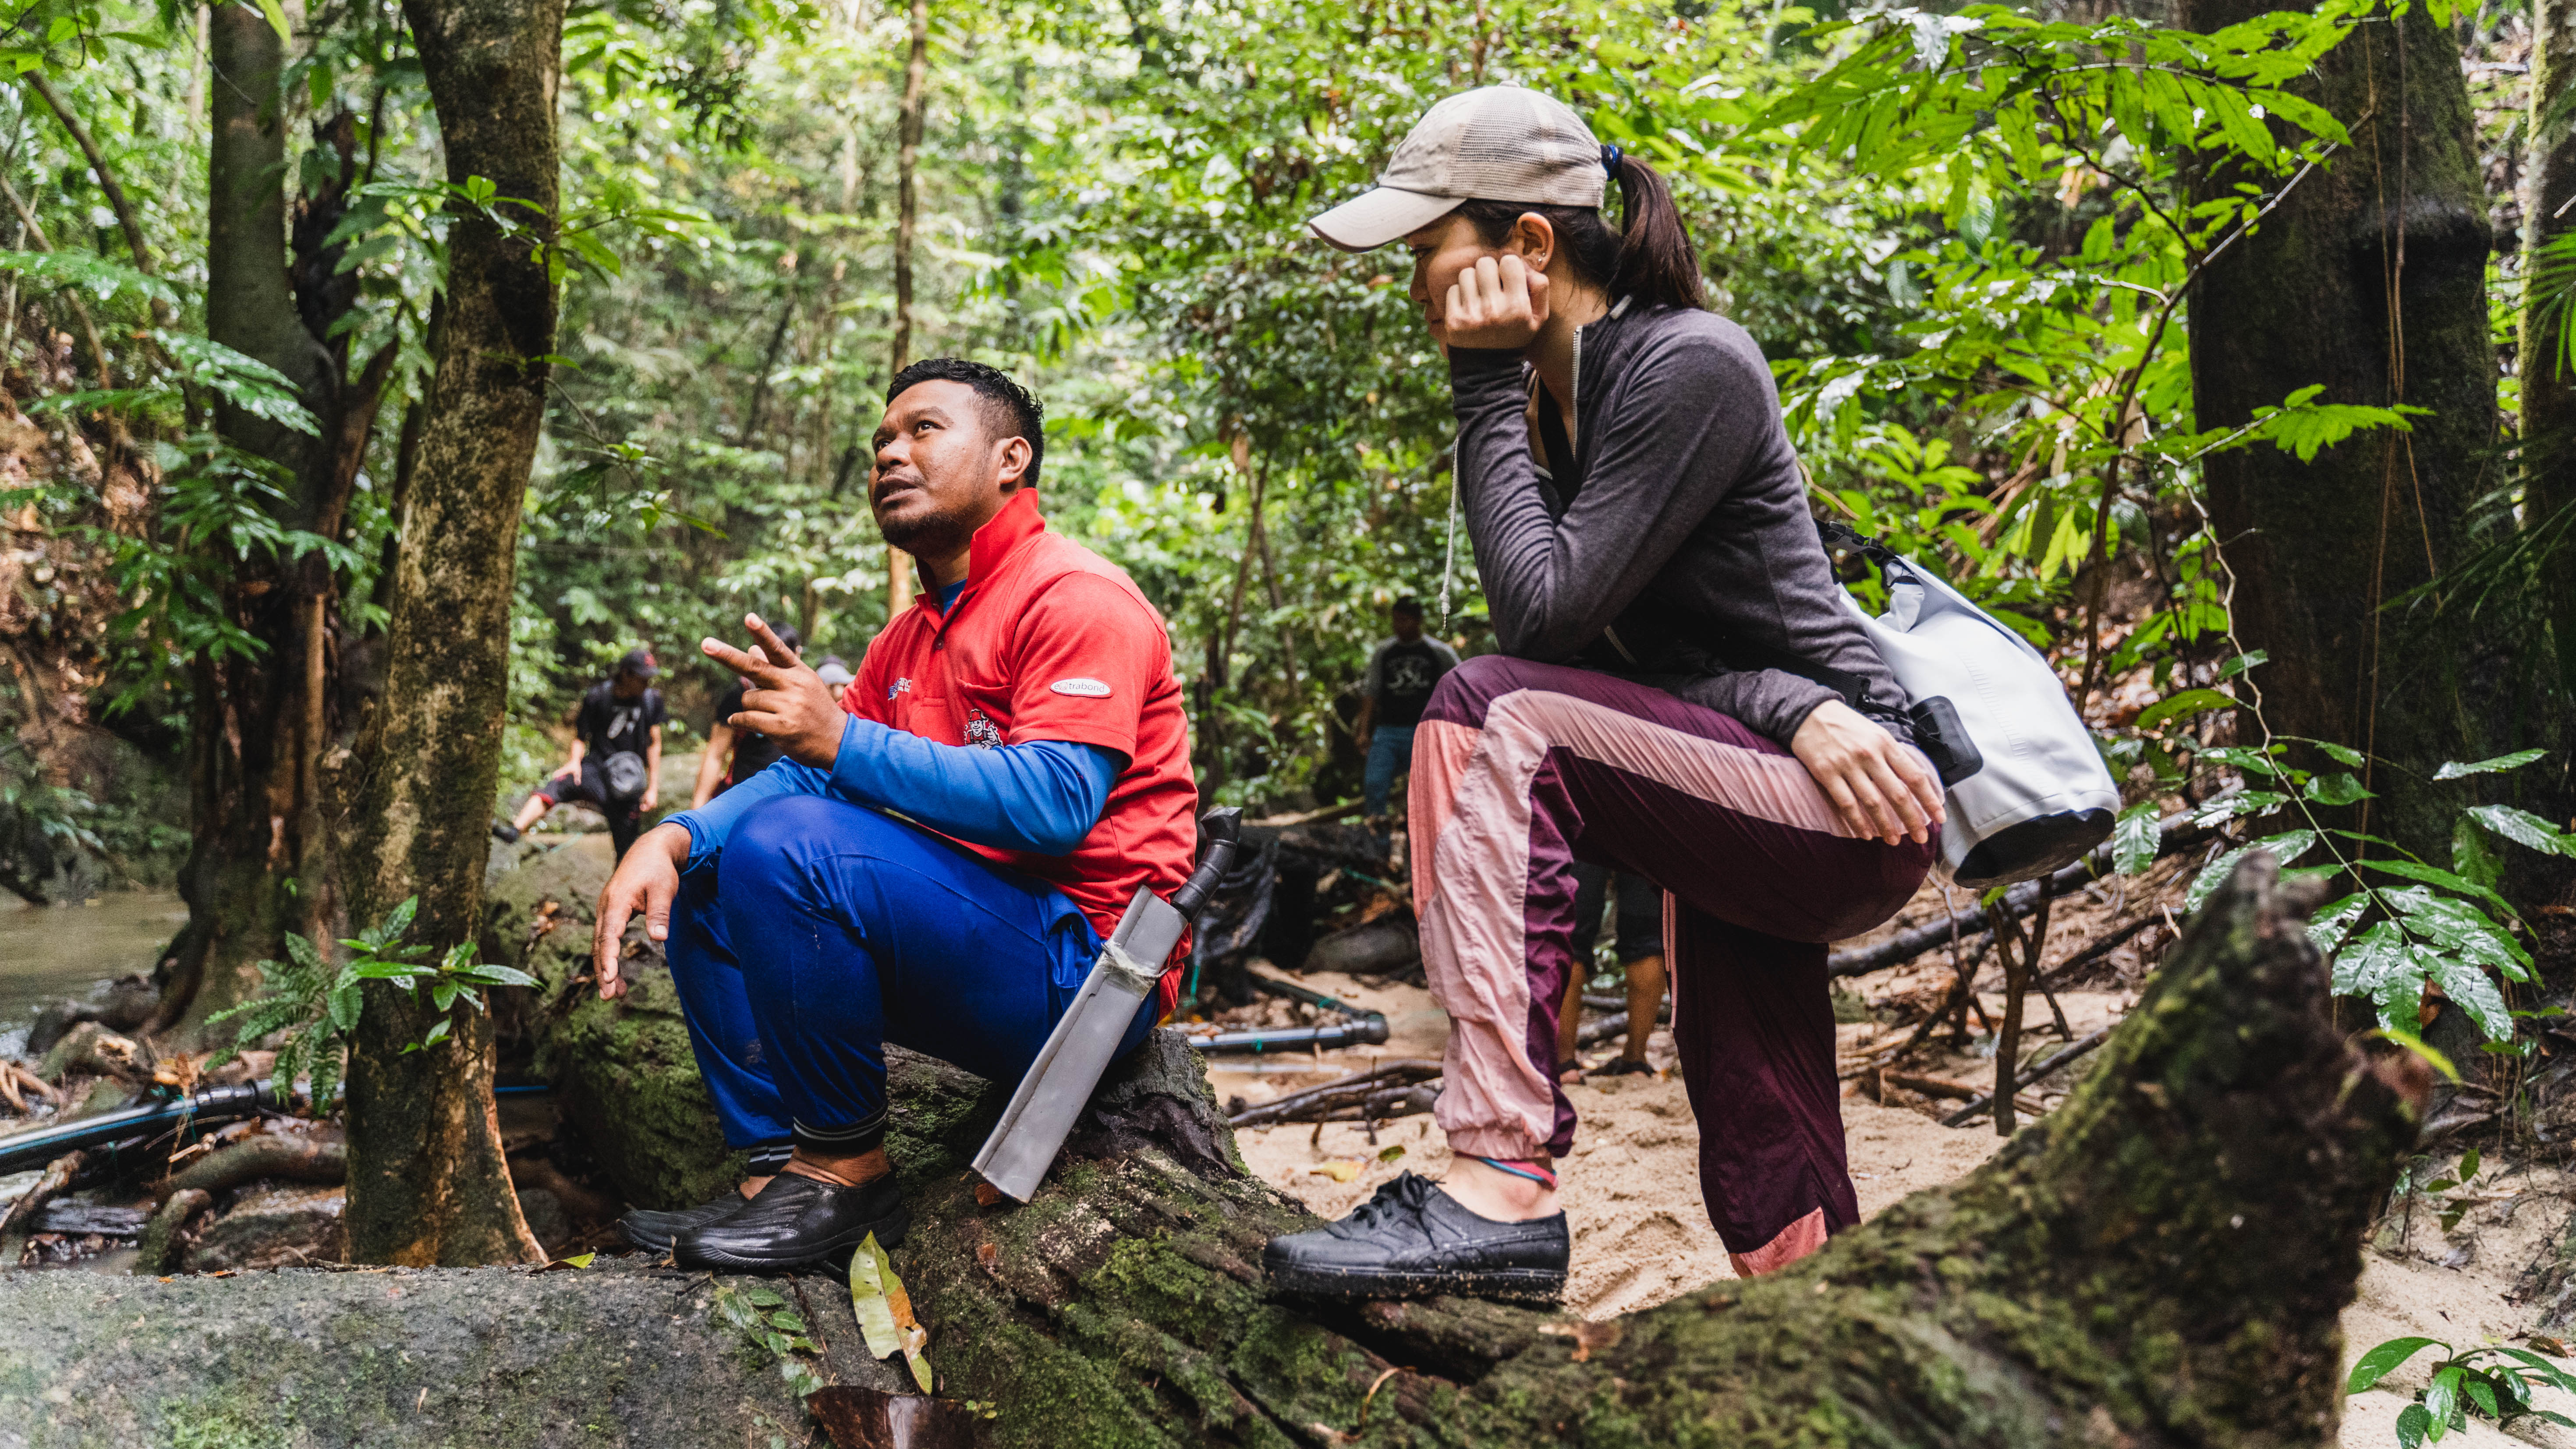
[1308,86,1607,252]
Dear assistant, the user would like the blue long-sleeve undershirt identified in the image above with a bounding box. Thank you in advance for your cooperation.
[670,715,1119,872]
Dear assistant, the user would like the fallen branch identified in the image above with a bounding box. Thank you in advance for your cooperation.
[154,1135,345,1203]
[1828,816,2211,978]
[0,1151,83,1268]
[1885,1070,1983,1101]
[2034,915,2157,991]
[1226,1059,1442,1128]
[1942,1026,2115,1127]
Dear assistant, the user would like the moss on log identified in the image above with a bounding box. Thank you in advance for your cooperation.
[481,839,745,1209]
[1,855,2420,1448]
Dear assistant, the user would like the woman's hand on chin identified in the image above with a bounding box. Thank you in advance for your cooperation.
[1789,699,1945,846]
[1438,254,1549,352]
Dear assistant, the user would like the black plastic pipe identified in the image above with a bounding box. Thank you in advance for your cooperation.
[0,1081,278,1176]
[1194,1017,1392,1053]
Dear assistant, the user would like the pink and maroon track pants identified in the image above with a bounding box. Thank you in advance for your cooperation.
[1409,655,1932,1275]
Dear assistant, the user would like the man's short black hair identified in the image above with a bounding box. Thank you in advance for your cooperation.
[1391,595,1424,617]
[887,358,1045,489]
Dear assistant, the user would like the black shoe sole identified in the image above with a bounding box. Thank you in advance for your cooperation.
[619,1219,713,1254]
[674,1204,911,1273]
[1265,1256,1566,1304]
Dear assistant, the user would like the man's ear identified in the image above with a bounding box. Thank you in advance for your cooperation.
[992,433,1034,492]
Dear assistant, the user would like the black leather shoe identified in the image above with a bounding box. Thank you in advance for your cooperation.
[672,1171,908,1272]
[618,1192,750,1253]
[490,821,522,844]
[1264,1172,1568,1303]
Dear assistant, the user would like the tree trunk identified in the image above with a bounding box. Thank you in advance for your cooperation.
[337,0,566,1268]
[0,854,2423,1446]
[884,0,930,623]
[891,0,928,377]
[2528,0,2576,697]
[159,15,392,1037]
[2183,0,2514,865]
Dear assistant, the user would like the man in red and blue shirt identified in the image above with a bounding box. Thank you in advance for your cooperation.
[590,358,1197,1270]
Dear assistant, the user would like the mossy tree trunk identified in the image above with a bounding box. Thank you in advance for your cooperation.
[157,9,400,1037]
[2528,0,2576,701]
[337,0,566,1267]
[2183,0,2543,867]
[0,855,2420,1447]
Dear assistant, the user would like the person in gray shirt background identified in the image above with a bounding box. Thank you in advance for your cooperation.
[1353,595,1460,823]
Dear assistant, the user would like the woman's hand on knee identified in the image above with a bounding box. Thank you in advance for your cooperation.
[593,824,687,998]
[1789,701,1945,847]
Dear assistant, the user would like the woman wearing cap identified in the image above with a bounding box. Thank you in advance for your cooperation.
[1264,88,1943,1302]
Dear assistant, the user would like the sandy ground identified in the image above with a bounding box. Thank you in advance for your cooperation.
[1219,881,2576,1443]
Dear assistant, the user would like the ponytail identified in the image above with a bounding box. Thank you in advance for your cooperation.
[1453,149,1705,312]
[1605,154,1704,311]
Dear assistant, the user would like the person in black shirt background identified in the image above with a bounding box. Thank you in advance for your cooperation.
[1354,596,1460,822]
[690,624,803,808]
[495,648,668,859]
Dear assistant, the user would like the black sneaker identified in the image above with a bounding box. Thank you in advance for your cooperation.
[1263,1171,1568,1303]
[672,1171,908,1272]
[617,1192,751,1253]
[491,821,522,844]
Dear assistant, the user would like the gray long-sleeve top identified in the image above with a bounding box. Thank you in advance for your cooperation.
[1449,300,1910,746]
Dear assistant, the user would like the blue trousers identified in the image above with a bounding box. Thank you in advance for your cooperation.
[1364,724,1417,817]
[665,793,1154,1157]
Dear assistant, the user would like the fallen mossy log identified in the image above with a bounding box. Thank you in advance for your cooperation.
[0,855,2420,1447]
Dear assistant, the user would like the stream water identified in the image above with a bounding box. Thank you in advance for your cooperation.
[0,893,186,1057]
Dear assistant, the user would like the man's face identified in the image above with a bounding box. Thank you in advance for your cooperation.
[871,381,1031,558]
[613,671,647,699]
[1392,610,1423,642]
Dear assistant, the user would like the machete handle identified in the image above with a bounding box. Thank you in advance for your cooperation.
[1169,807,1241,918]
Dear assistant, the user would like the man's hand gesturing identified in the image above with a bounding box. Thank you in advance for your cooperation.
[593,822,687,999]
[704,614,847,768]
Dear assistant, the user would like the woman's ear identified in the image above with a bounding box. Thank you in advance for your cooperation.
[1512,212,1558,272]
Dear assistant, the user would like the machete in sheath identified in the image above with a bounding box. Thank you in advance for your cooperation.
[971,808,1240,1202]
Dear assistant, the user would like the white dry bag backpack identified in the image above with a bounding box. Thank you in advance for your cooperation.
[1822,522,2119,889]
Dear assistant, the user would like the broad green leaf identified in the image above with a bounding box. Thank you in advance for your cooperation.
[2434,749,2547,780]
[2332,921,2424,1026]
[2304,772,2371,806]
[2359,859,2517,921]
[2461,1373,2498,1419]
[2187,830,2315,912]
[2466,805,2572,857]
[2307,893,2367,954]
[2348,1336,2441,1394]
[849,1231,903,1360]
[377,896,421,947]
[2453,816,2504,893]
[2395,1401,2431,1449]
[2134,688,2235,732]
[2113,801,2163,876]
[2427,1364,2462,1432]
[2427,954,2514,1042]
[285,932,325,972]
[257,0,291,43]
[2493,1346,2576,1393]
[2389,891,2530,978]
[461,963,540,988]
[2200,744,2280,778]
[2219,650,2270,680]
